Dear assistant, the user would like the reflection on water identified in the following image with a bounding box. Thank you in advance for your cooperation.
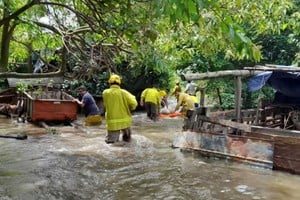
[0,113,300,200]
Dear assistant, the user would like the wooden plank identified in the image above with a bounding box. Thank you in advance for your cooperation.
[242,116,257,122]
[273,136,300,174]
[0,134,27,140]
[193,147,273,166]
[7,77,64,87]
[245,65,300,72]
[182,65,300,81]
[250,126,300,137]
[197,114,300,138]
[0,94,15,98]
[0,130,28,140]
[197,115,252,132]
[181,70,261,81]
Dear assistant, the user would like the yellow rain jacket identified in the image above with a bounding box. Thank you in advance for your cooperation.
[103,85,137,131]
[141,87,161,110]
[175,92,195,112]
[191,95,199,104]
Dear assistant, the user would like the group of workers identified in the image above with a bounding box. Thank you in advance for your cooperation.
[74,74,199,144]
[140,80,200,120]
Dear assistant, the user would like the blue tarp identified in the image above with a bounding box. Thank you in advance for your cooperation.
[247,66,300,104]
[247,72,272,92]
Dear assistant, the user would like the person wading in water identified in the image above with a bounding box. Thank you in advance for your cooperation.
[74,85,102,126]
[103,74,138,144]
[140,84,161,121]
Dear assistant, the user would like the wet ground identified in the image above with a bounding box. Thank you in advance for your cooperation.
[0,113,300,200]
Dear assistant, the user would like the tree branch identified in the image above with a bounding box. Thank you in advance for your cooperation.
[0,0,39,27]
[31,20,61,35]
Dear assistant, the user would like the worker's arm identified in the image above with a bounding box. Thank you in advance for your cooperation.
[140,89,147,106]
[74,98,85,108]
[184,83,189,93]
[124,90,138,111]
[174,94,183,111]
[156,92,161,112]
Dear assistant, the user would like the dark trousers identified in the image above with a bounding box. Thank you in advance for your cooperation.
[145,102,158,121]
[105,128,132,143]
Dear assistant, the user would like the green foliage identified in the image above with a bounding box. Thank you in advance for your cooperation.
[204,78,235,109]
[220,93,235,110]
[175,53,234,72]
[0,78,8,90]
[243,86,274,109]
[15,79,59,99]
[2,0,298,73]
[62,73,108,97]
[152,0,297,62]
[255,31,300,65]
[117,58,172,94]
[16,81,32,93]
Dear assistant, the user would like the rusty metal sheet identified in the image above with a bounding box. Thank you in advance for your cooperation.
[173,131,274,168]
[24,91,77,122]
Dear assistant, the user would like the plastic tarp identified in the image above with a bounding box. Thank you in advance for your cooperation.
[247,72,272,92]
[247,67,300,104]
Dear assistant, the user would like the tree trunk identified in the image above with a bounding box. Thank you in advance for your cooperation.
[0,5,16,72]
[0,21,10,72]
[60,46,67,73]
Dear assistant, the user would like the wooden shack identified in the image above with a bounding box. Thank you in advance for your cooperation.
[173,65,300,175]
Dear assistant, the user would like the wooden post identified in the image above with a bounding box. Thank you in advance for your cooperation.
[216,88,223,110]
[199,87,205,107]
[235,76,242,123]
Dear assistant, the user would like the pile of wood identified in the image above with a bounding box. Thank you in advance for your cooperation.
[0,103,17,117]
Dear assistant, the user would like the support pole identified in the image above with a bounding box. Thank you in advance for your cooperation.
[235,76,242,123]
[199,87,205,107]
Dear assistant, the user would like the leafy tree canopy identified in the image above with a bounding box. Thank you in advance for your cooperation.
[0,0,299,90]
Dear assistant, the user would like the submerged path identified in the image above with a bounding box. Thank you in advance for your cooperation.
[0,113,300,200]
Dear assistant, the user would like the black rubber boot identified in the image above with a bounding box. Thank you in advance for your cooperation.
[122,132,131,142]
[105,139,115,144]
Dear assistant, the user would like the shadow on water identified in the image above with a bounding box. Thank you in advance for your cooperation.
[0,113,300,199]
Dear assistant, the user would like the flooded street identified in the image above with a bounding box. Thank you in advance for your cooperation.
[1,113,300,200]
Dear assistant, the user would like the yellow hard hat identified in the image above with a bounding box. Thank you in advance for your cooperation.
[108,74,121,84]
[159,90,167,97]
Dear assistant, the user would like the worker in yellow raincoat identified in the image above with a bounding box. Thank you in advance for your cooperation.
[173,89,195,115]
[173,81,182,94]
[140,85,161,121]
[103,74,137,144]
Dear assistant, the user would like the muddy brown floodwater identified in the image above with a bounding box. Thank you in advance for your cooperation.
[0,112,300,200]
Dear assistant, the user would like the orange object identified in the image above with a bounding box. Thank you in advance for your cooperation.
[168,112,184,118]
[159,113,169,118]
[159,112,184,118]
